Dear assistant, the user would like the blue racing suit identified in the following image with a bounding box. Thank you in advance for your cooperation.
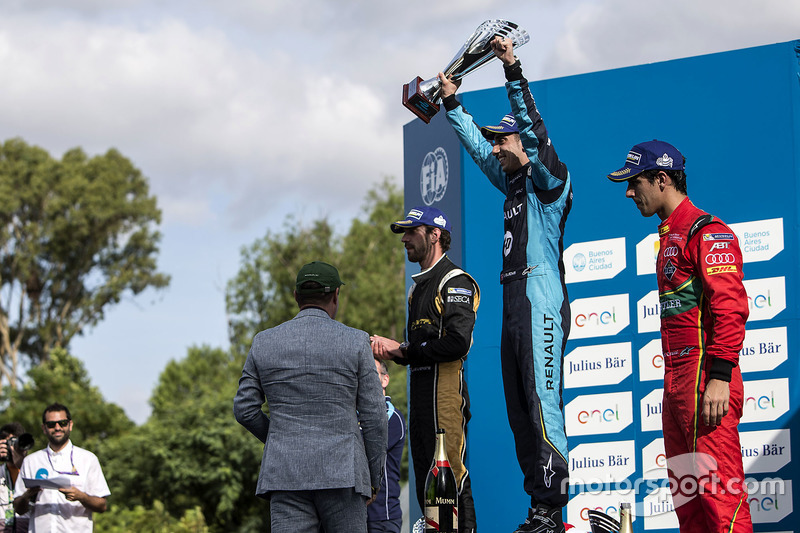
[445,59,572,508]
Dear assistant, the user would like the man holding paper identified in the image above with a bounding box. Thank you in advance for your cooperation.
[14,403,110,532]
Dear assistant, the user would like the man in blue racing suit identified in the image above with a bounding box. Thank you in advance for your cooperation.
[439,36,572,533]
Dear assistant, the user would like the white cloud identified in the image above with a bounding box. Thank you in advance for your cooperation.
[544,0,800,78]
[0,11,403,230]
[2,0,798,422]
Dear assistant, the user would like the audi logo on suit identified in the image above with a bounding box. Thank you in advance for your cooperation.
[704,253,736,265]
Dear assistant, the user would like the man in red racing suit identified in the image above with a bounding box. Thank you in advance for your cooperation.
[608,140,752,533]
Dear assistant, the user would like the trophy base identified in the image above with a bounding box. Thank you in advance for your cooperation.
[402,76,439,124]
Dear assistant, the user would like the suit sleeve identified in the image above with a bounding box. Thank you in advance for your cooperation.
[686,222,749,381]
[405,274,478,366]
[444,96,509,195]
[504,60,569,196]
[356,332,388,490]
[233,337,270,443]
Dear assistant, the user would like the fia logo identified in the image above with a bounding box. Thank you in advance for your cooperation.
[419,147,448,206]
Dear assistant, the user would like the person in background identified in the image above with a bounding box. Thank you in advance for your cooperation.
[14,403,110,532]
[1,423,31,532]
[607,139,752,532]
[234,261,387,533]
[367,359,406,533]
[440,36,572,533]
[371,206,480,533]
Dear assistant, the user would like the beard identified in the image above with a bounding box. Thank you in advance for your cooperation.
[48,430,70,447]
[405,239,431,264]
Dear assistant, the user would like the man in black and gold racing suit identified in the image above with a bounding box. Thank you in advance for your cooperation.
[371,205,480,533]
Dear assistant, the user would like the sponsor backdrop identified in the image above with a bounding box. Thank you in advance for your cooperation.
[401,40,799,531]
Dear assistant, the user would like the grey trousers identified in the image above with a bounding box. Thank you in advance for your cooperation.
[270,488,367,533]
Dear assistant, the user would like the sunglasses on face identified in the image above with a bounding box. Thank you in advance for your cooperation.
[44,419,70,429]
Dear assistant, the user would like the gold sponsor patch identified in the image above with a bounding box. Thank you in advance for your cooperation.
[659,225,670,235]
[707,265,737,275]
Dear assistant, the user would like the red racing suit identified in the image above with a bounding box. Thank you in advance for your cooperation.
[656,197,752,532]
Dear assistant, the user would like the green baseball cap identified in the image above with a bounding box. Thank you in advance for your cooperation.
[295,261,344,294]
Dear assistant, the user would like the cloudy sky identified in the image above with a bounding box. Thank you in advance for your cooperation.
[1,0,797,423]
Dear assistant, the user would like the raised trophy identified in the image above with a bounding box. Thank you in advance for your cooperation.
[402,19,530,124]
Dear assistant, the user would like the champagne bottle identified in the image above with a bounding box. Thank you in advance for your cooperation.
[619,502,633,533]
[424,428,458,532]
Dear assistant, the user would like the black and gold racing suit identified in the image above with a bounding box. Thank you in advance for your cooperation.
[397,254,480,531]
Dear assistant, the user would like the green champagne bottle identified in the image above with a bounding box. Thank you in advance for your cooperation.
[424,428,458,532]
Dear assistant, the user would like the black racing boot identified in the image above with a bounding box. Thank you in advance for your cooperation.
[512,504,565,533]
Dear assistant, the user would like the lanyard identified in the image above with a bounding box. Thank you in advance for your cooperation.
[46,445,78,476]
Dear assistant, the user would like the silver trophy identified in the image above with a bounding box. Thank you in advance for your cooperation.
[403,19,530,124]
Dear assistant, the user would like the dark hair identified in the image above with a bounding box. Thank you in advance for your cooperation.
[0,422,25,440]
[295,281,337,307]
[42,403,71,424]
[641,167,687,195]
[426,226,452,252]
[376,360,388,375]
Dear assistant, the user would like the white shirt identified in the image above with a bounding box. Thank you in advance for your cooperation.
[14,441,110,533]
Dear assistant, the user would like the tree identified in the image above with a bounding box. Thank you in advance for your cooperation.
[0,348,134,451]
[224,178,409,478]
[225,178,405,351]
[95,501,210,533]
[337,177,406,342]
[225,218,338,354]
[98,346,267,532]
[0,138,170,389]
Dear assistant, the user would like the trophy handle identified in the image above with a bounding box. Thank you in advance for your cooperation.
[402,20,531,124]
[403,76,441,124]
[443,20,530,82]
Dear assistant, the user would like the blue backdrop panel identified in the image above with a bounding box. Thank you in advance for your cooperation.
[402,40,799,532]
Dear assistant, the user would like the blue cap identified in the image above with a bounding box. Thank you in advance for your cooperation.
[607,140,685,182]
[480,114,519,139]
[390,206,452,234]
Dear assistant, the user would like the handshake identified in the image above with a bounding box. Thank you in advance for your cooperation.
[370,335,407,361]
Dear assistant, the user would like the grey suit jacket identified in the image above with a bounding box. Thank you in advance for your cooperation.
[234,307,387,498]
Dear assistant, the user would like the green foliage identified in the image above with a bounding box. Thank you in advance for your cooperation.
[98,346,268,532]
[225,218,338,356]
[337,178,407,341]
[95,501,210,533]
[0,137,170,389]
[0,177,410,530]
[225,177,406,354]
[224,177,409,481]
[335,178,409,475]
[0,348,133,451]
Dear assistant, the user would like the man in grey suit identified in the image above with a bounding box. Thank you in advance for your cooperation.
[234,261,388,533]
